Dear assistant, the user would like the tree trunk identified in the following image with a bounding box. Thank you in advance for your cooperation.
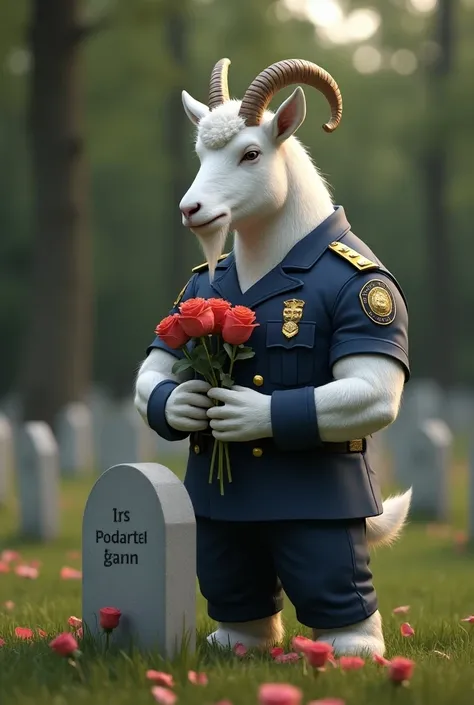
[423,0,455,388]
[162,0,193,302]
[20,0,92,426]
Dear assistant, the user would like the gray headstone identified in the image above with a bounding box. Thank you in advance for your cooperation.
[16,422,59,540]
[56,402,94,476]
[98,402,157,471]
[82,462,196,655]
[0,414,13,506]
[406,418,452,521]
[446,387,474,435]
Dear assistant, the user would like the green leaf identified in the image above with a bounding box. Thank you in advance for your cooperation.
[211,360,223,370]
[219,372,234,389]
[171,359,193,374]
[223,343,234,359]
[192,358,213,376]
[238,345,253,353]
[192,344,210,361]
[216,349,228,367]
[235,351,255,361]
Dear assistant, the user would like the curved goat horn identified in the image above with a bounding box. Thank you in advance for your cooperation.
[238,59,342,133]
[208,57,231,110]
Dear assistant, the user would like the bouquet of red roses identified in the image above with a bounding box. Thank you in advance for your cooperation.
[155,298,259,495]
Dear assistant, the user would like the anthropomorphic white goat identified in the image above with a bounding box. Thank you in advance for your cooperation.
[135,58,412,656]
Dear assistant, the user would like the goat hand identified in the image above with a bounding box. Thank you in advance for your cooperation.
[165,379,212,432]
[206,385,272,442]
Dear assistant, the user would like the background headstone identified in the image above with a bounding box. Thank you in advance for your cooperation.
[82,462,196,655]
[0,414,13,506]
[56,402,94,476]
[406,418,452,521]
[98,402,157,471]
[16,421,59,540]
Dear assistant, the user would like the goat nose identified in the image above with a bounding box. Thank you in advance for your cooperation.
[180,203,201,219]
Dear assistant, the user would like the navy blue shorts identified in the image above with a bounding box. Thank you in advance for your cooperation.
[196,517,377,630]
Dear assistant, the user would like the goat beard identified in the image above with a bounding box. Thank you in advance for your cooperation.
[194,224,229,281]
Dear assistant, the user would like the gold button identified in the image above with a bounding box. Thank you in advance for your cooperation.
[252,447,263,458]
[253,375,264,387]
[193,445,200,454]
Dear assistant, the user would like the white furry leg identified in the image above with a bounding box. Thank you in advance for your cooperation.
[207,613,284,649]
[312,610,385,657]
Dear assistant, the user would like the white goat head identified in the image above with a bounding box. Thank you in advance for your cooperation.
[180,59,343,275]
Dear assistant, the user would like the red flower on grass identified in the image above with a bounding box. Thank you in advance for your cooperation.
[68,616,82,630]
[373,653,390,666]
[188,670,208,685]
[291,635,314,652]
[259,683,303,705]
[1,550,20,563]
[0,561,10,573]
[179,298,215,337]
[233,642,248,657]
[99,607,121,631]
[155,314,191,349]
[37,629,48,638]
[461,615,474,624]
[146,671,175,688]
[0,638,5,647]
[60,566,82,580]
[15,627,34,640]
[49,632,79,656]
[274,652,300,663]
[339,656,365,670]
[302,641,334,669]
[14,565,39,579]
[388,656,415,684]
[400,622,415,637]
[222,305,259,345]
[151,687,177,705]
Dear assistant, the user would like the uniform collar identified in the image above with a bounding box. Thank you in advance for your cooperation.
[215,206,351,273]
[210,206,351,307]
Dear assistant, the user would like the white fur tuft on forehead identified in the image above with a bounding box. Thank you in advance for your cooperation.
[197,100,246,149]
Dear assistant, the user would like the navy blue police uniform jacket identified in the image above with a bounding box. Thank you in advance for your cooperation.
[145,206,410,522]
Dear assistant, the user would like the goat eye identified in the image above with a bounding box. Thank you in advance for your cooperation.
[242,150,260,162]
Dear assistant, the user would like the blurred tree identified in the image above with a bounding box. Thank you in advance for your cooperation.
[422,0,456,388]
[19,0,93,424]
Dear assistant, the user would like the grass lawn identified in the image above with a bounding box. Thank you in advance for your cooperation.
[0,451,473,705]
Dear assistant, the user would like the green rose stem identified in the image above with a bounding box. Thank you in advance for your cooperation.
[200,336,219,386]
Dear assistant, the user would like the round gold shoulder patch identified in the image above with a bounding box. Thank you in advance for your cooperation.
[359,279,396,325]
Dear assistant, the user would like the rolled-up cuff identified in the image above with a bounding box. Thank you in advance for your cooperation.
[147,380,189,442]
[271,387,321,451]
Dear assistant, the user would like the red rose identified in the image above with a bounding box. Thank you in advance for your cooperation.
[99,606,121,631]
[178,298,215,337]
[155,314,190,349]
[221,306,259,345]
[49,632,79,657]
[388,656,415,683]
[207,298,232,333]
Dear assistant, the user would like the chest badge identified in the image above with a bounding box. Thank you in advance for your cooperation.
[282,299,305,339]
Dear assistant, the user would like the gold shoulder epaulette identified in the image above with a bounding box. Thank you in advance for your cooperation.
[328,241,379,271]
[192,253,229,273]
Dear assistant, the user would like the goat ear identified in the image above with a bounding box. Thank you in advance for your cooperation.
[269,86,306,143]
[182,90,209,126]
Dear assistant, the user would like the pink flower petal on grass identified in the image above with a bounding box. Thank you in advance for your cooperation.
[259,683,303,705]
[461,616,474,624]
[270,646,285,658]
[1,550,21,563]
[15,627,34,640]
[14,565,38,579]
[339,656,365,670]
[151,686,177,704]
[37,629,48,638]
[373,653,391,666]
[400,622,415,637]
[146,671,175,688]
[188,670,208,685]
[233,642,248,657]
[68,616,82,629]
[291,635,314,652]
[0,561,10,574]
[274,652,300,663]
[60,566,82,580]
[392,605,410,615]
[0,638,5,647]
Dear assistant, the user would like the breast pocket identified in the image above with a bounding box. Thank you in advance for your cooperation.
[266,321,316,386]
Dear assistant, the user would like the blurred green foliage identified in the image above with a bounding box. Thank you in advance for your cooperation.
[0,0,473,397]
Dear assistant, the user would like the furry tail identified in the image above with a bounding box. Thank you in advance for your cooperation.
[366,489,412,548]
